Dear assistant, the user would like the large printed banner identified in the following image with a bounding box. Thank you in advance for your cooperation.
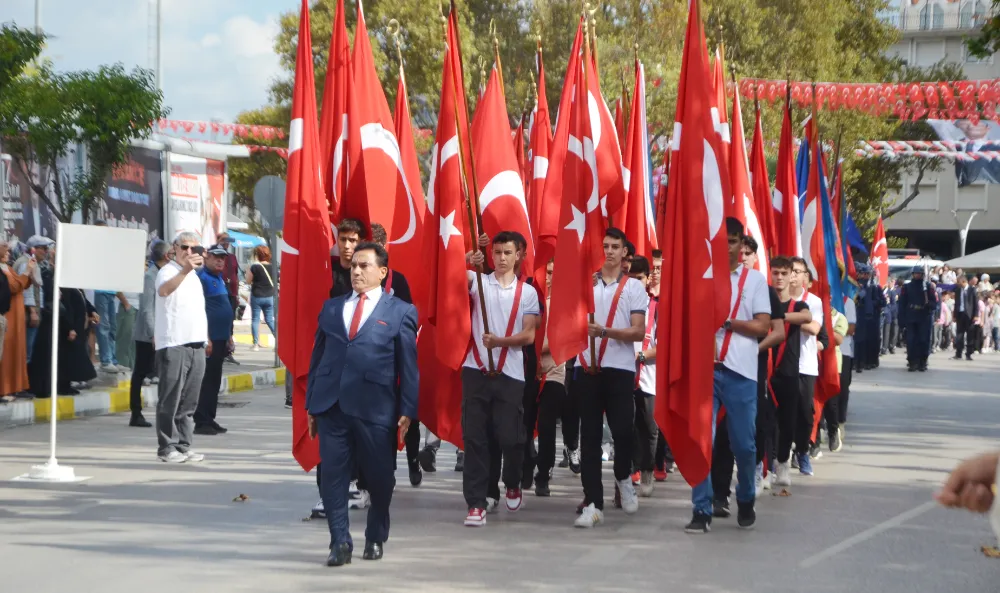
[1,154,58,241]
[101,147,164,242]
[167,154,226,245]
[928,119,1000,186]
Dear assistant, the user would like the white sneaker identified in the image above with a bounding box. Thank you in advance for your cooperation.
[250,345,261,352]
[485,497,500,514]
[100,363,117,372]
[311,499,325,518]
[158,451,186,463]
[601,444,611,462]
[574,503,604,528]
[151,376,159,385]
[348,489,370,510]
[117,364,131,373]
[775,461,792,487]
[639,471,655,497]
[762,469,774,490]
[568,448,581,468]
[618,478,639,514]
[754,463,765,498]
[184,450,205,462]
[142,377,152,386]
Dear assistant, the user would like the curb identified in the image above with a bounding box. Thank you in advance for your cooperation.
[0,367,286,429]
[232,334,276,348]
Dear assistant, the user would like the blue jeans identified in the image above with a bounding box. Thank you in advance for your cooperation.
[94,292,118,365]
[25,321,38,364]
[692,366,758,516]
[250,295,276,345]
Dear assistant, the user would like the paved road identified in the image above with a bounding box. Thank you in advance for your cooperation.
[1,350,998,593]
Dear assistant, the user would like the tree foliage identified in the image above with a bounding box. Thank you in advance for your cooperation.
[0,24,44,89]
[966,0,1000,58]
[0,51,167,222]
[235,0,944,232]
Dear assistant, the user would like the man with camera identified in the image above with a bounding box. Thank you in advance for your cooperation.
[154,232,209,463]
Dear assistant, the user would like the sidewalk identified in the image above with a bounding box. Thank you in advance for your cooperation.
[0,342,285,429]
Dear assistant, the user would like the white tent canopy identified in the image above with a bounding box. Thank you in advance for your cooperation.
[946,244,1000,272]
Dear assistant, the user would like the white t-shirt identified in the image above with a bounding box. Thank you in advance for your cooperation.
[581,275,649,372]
[154,262,208,350]
[464,272,540,382]
[794,289,824,377]
[635,296,658,394]
[841,297,857,358]
[715,266,771,381]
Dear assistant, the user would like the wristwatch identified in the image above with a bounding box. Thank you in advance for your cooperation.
[723,319,733,332]
[637,352,646,365]
[600,328,608,339]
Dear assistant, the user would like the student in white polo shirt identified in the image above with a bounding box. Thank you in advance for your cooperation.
[462,231,539,528]
[574,228,648,529]
[685,218,771,534]
[629,255,658,498]
[788,256,824,476]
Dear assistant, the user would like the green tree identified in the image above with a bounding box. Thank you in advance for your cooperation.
[966,0,1000,58]
[0,24,44,88]
[0,62,167,223]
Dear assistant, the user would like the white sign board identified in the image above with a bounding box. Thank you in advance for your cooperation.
[58,225,146,293]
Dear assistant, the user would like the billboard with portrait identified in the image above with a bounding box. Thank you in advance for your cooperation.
[100,147,164,242]
[1,153,58,242]
[927,119,1000,186]
[167,154,226,245]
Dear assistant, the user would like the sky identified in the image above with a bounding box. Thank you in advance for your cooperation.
[1,0,297,124]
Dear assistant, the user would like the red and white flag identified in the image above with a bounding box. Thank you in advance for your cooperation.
[711,47,733,211]
[655,0,731,488]
[730,85,768,278]
[870,216,889,288]
[621,59,658,258]
[749,101,778,258]
[280,0,333,472]
[318,0,351,220]
[774,92,802,258]
[472,66,534,275]
[527,41,553,265]
[390,68,428,312]
[547,34,605,366]
[584,48,627,223]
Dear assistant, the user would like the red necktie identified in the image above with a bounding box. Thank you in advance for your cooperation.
[348,293,367,340]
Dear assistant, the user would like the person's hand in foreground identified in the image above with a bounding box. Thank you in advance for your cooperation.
[935,451,999,513]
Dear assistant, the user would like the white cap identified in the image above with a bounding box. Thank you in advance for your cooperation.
[26,235,55,248]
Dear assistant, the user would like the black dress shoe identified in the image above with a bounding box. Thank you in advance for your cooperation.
[418,447,437,472]
[534,477,550,497]
[327,543,352,567]
[129,414,152,428]
[408,463,422,487]
[362,541,383,561]
[211,422,228,434]
[194,424,220,436]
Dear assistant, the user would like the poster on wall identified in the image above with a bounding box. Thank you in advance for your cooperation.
[100,147,164,243]
[167,154,226,245]
[1,153,58,242]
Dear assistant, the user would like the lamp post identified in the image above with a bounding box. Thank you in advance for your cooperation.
[952,210,979,257]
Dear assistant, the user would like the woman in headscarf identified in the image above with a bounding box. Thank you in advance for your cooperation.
[0,237,34,401]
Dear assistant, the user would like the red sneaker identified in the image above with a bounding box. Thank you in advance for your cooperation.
[505,488,522,512]
[631,471,641,485]
[464,508,487,527]
[653,467,668,482]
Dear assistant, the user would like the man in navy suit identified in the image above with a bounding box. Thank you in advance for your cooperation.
[306,241,419,567]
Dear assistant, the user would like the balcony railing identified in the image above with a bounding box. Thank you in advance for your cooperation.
[880,10,990,32]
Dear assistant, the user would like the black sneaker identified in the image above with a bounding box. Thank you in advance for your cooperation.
[809,443,823,460]
[684,513,712,534]
[211,422,228,434]
[737,501,756,529]
[454,451,465,472]
[534,476,550,497]
[408,462,422,487]
[712,498,731,518]
[194,424,220,436]
[129,413,152,428]
[829,431,842,452]
[284,396,293,409]
[418,447,437,473]
[558,448,570,468]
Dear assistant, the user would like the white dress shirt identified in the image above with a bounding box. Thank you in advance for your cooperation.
[715,265,771,381]
[464,272,540,382]
[343,286,383,336]
[581,275,649,372]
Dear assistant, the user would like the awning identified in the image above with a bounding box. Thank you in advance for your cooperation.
[227,230,266,248]
[946,244,1000,272]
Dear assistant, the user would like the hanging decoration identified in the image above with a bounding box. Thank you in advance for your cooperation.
[739,78,1000,123]
[155,119,286,141]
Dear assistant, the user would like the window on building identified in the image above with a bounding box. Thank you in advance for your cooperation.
[974,0,988,26]
[920,3,946,29]
[961,1,975,28]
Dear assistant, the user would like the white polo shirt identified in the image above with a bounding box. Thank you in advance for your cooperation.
[715,265,771,381]
[635,296,658,394]
[841,296,857,358]
[154,262,208,350]
[464,272,540,382]
[581,274,649,372]
[794,289,824,377]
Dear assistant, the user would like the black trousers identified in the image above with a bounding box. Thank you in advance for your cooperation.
[655,430,674,469]
[822,356,851,438]
[194,339,227,427]
[771,373,811,463]
[797,375,816,450]
[129,340,155,414]
[522,375,540,479]
[536,380,568,478]
[633,391,657,472]
[461,368,526,509]
[955,313,973,357]
[575,367,635,511]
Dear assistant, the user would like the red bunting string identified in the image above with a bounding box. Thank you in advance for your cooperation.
[155,119,285,141]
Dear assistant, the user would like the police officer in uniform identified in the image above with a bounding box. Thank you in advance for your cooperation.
[854,264,885,372]
[898,265,938,372]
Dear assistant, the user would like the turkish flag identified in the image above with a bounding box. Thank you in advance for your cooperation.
[390,71,428,313]
[446,11,476,222]
[527,42,553,264]
[711,48,734,212]
[615,98,626,155]
[750,101,778,259]
[774,92,802,258]
[654,0,731,488]
[472,66,534,275]
[416,34,472,446]
[535,22,583,287]
[871,217,889,288]
[584,47,627,223]
[621,60,658,258]
[547,38,605,366]
[513,114,527,187]
[343,1,404,237]
[280,0,333,472]
[730,86,768,278]
[318,0,351,220]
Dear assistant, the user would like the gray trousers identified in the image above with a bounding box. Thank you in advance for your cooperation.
[155,345,206,456]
